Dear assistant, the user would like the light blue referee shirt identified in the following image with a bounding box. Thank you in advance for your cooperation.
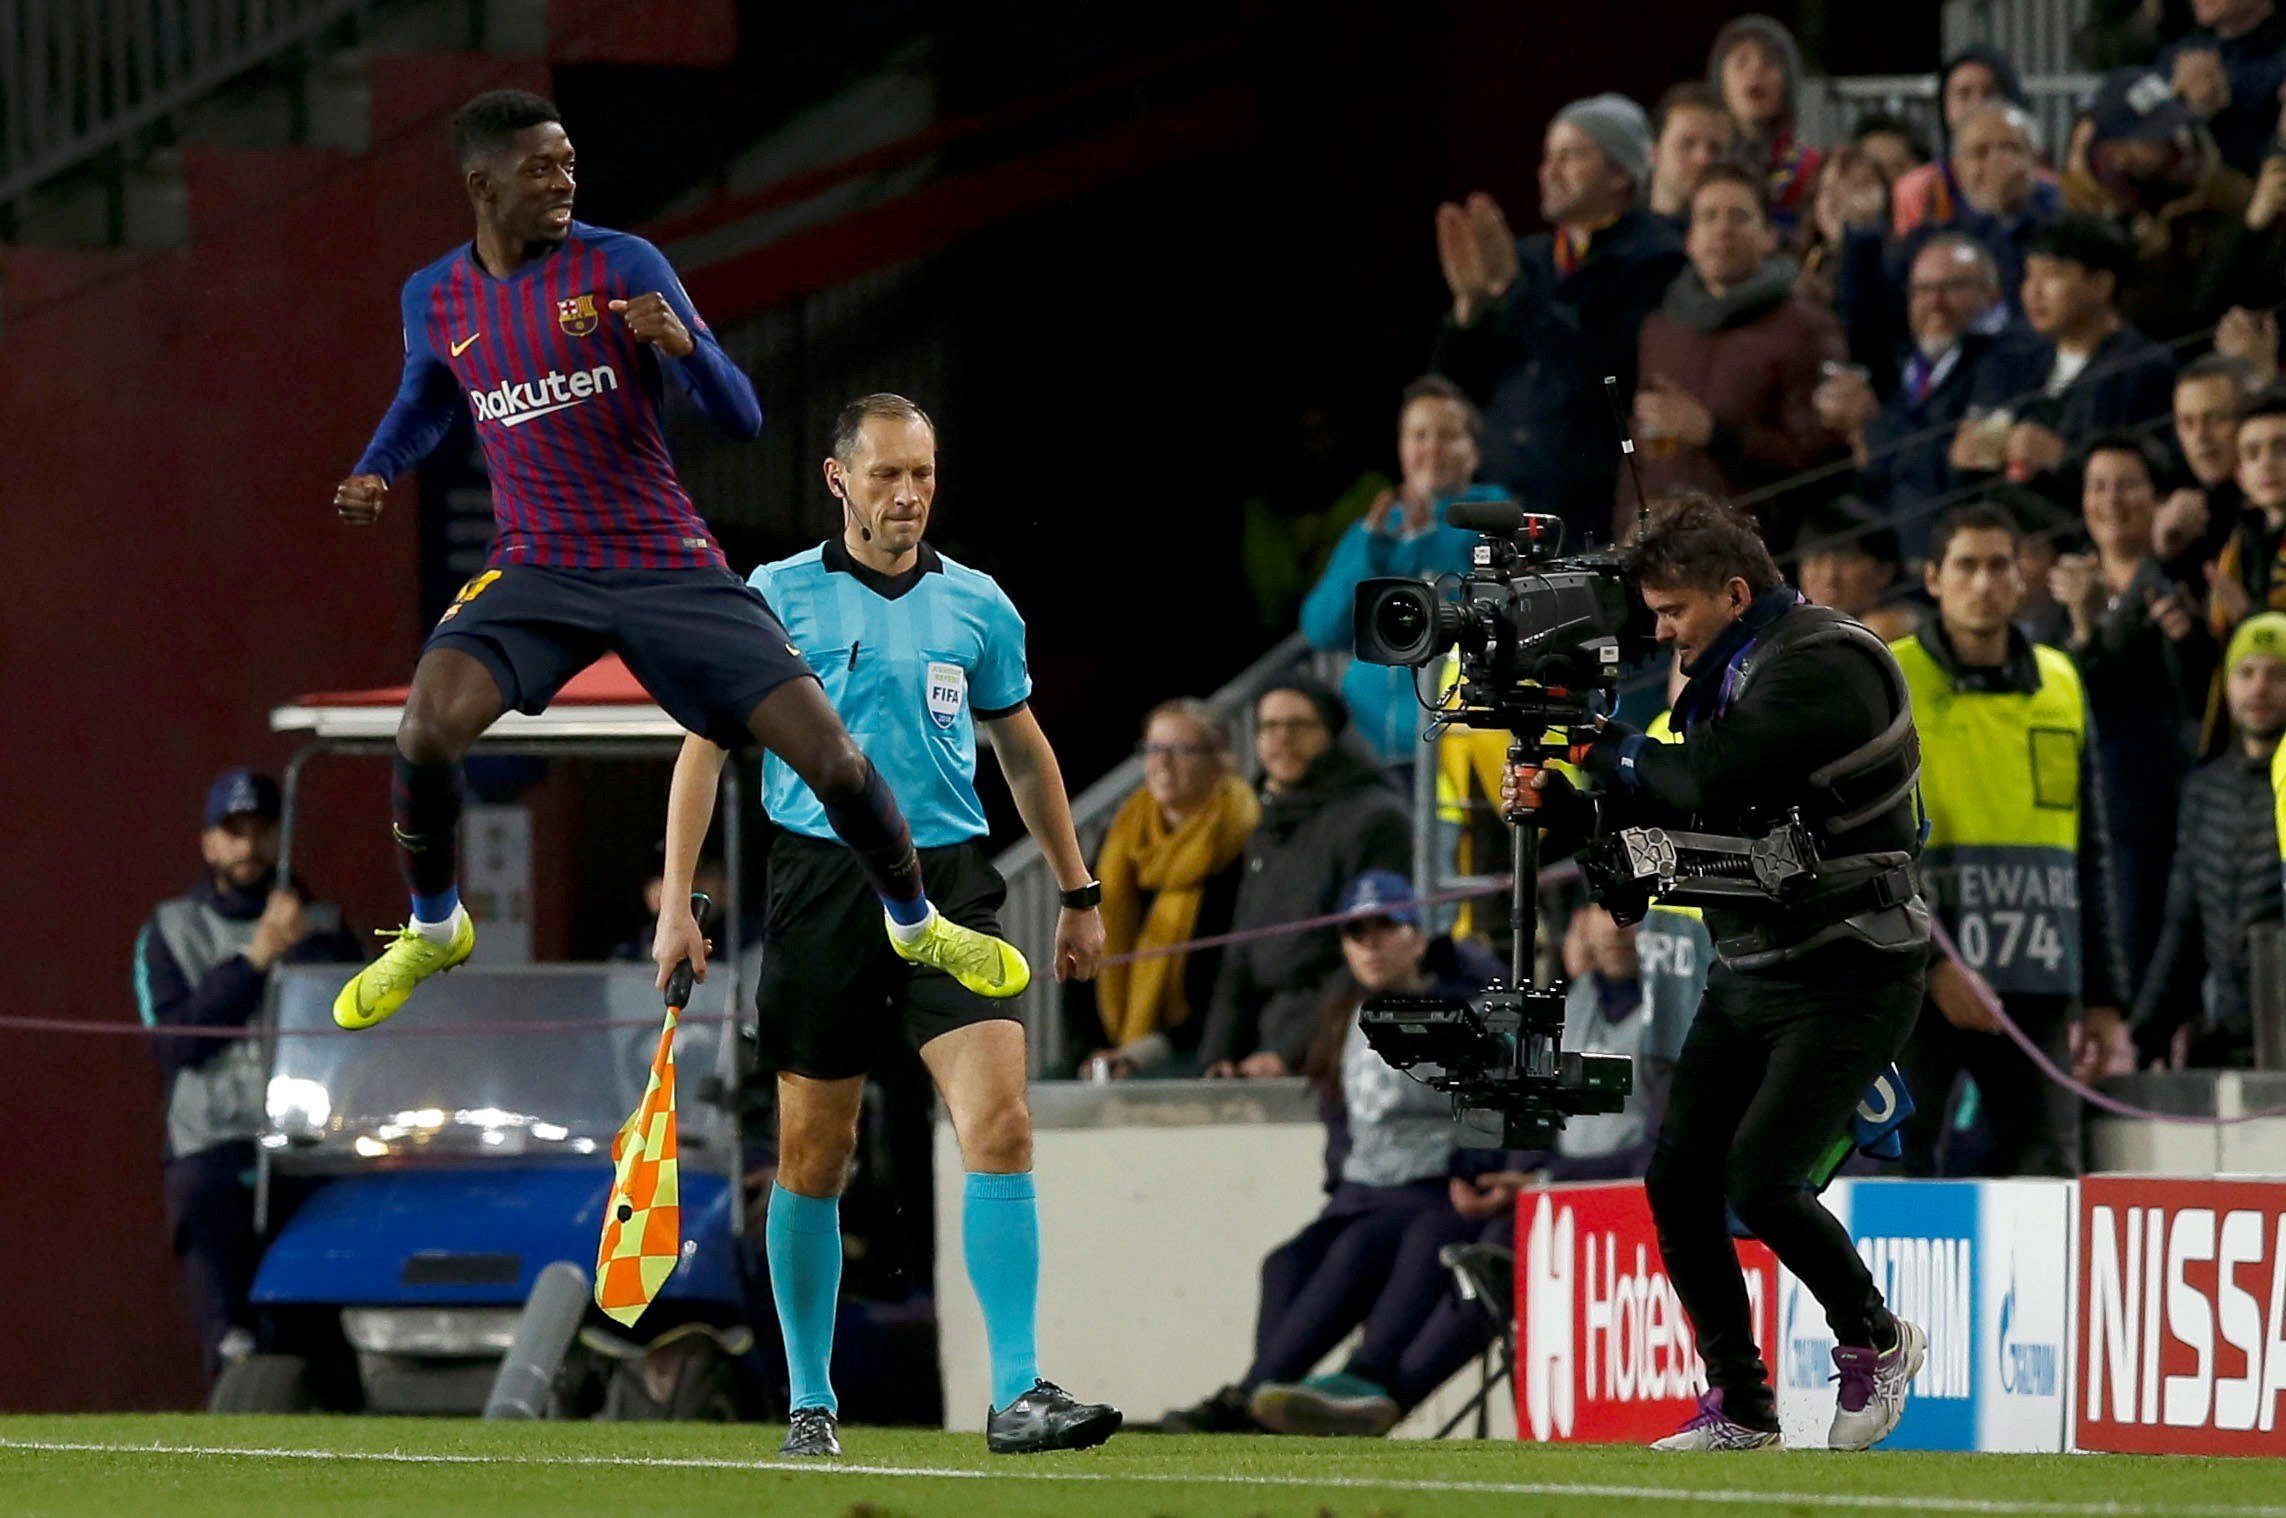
[749,538,1032,847]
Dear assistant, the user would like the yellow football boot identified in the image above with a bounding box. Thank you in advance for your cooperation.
[887,909,1031,999]
[333,913,477,1030]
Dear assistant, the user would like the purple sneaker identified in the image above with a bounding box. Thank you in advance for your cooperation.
[1649,1389,1781,1451]
[1829,1316,1926,1450]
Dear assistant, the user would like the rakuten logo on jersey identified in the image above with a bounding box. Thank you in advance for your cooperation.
[467,363,619,428]
[2077,1177,2286,1455]
[1514,1183,1777,1444]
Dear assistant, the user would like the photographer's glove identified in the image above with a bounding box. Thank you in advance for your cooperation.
[1578,718,1646,790]
[1502,763,1595,833]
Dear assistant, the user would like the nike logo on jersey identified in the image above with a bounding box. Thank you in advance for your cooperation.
[450,331,482,357]
[467,364,622,428]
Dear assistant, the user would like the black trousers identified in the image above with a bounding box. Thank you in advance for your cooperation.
[164,1143,261,1385]
[1898,992,2080,1178]
[1643,947,1924,1424]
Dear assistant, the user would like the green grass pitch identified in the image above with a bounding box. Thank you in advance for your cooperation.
[3,1415,2283,1517]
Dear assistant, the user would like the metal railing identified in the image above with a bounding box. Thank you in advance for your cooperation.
[1797,71,2099,163]
[1943,0,2091,77]
[0,0,374,214]
[994,630,1318,1077]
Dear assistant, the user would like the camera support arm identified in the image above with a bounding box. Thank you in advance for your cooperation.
[1595,812,1820,909]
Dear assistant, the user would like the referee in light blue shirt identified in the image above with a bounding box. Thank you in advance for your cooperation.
[653,394,1120,1459]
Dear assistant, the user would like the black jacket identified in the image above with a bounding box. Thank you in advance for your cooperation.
[1432,209,1687,548]
[1965,324,2179,466]
[1198,745,1411,1068]
[2131,746,2281,1064]
[1857,325,2039,559]
[135,871,361,1080]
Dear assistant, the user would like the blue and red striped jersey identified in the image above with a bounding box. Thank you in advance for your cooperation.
[353,221,762,571]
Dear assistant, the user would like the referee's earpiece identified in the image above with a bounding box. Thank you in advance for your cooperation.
[828,463,870,540]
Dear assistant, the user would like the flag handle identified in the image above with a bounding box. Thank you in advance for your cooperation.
[663,891,712,1012]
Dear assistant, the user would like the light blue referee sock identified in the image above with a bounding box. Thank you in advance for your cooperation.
[766,1184,842,1415]
[963,1171,1042,1411]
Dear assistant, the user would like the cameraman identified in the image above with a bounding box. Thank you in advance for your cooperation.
[1517,494,1928,1452]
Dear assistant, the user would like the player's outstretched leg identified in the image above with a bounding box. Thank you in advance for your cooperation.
[769,1073,863,1457]
[334,648,499,1029]
[925,1022,1120,1454]
[1829,1315,1926,1450]
[746,679,1030,998]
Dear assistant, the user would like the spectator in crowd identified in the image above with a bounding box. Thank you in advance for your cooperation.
[1822,233,2026,558]
[2003,483,2089,647]
[1247,902,1672,1438]
[1796,496,1918,642]
[1894,48,2046,234]
[134,769,360,1383]
[1649,83,1742,233]
[1084,700,1259,1079]
[1199,681,1410,1077]
[1628,163,1848,548]
[2065,67,2253,343]
[2049,433,2214,966]
[2203,126,2286,318]
[2208,389,2286,665]
[1160,871,1503,1434]
[608,844,732,963]
[1892,506,2124,1177]
[1957,215,2178,490]
[1850,112,1932,189]
[2159,0,2286,174]
[1241,402,1394,632]
[1708,14,1823,238]
[2107,612,2286,1069]
[1433,94,1686,545]
[1799,144,1894,313]
[2154,355,2259,575]
[1301,378,1503,764]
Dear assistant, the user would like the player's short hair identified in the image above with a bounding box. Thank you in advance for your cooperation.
[1399,374,1483,442]
[1624,492,1782,596]
[1929,501,2023,564]
[1689,160,1768,219]
[832,393,937,461]
[452,90,563,169]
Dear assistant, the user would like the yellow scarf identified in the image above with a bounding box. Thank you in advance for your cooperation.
[1095,774,1260,1046]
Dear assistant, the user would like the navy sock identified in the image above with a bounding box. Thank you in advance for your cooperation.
[391,753,462,909]
[816,757,928,916]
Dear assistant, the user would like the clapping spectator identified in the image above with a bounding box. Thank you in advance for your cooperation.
[2158,0,2286,174]
[2050,434,2214,966]
[1160,872,1501,1434]
[1708,15,1823,239]
[1083,701,1260,1079]
[2208,388,2286,641]
[2112,612,2286,1069]
[1649,84,1743,233]
[1894,49,2051,235]
[1432,95,1685,545]
[1198,681,1410,1077]
[1823,234,2027,557]
[1629,163,1847,548]
[1301,378,1503,763]
[1957,216,2177,489]
[2155,355,2261,575]
[2066,67,2253,343]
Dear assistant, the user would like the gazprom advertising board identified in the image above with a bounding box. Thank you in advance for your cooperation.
[1776,1178,2073,1452]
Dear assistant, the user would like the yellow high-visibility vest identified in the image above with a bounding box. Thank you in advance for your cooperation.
[1891,633,2086,995]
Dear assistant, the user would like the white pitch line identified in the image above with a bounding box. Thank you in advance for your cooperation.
[0,1437,2281,1518]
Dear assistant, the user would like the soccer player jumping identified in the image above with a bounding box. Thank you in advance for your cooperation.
[655,395,1120,1458]
[330,91,1026,1027]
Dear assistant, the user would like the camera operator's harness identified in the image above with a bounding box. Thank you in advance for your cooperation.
[1580,606,1927,972]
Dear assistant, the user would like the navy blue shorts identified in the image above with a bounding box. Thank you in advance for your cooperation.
[425,565,812,749]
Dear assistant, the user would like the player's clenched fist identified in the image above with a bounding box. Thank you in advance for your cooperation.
[609,293,693,358]
[334,473,389,526]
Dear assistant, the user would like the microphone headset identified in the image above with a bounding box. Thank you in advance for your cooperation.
[827,460,869,541]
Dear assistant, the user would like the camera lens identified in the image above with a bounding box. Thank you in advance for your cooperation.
[1375,591,1429,653]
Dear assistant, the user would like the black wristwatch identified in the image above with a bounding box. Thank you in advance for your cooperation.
[1059,880,1103,910]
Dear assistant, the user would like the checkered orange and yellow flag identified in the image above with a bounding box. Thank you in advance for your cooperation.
[594,892,708,1327]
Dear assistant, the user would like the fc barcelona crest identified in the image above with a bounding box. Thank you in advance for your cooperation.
[558,293,599,338]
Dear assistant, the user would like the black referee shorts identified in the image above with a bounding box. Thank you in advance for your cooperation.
[754,832,1018,1081]
[424,564,813,750]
